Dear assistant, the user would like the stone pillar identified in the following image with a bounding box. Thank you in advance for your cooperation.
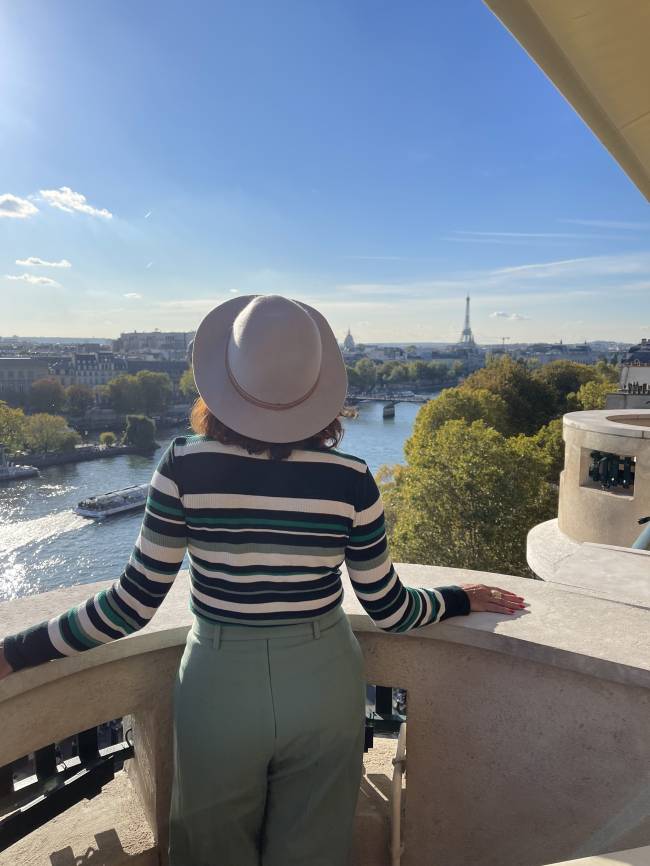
[126,646,180,866]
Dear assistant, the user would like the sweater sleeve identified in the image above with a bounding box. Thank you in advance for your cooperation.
[344,466,470,631]
[2,441,187,672]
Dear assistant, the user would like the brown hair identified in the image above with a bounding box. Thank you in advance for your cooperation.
[189,397,345,460]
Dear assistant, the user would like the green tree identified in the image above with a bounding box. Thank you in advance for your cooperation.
[65,384,95,416]
[422,362,449,386]
[593,360,619,384]
[514,418,565,486]
[533,361,598,415]
[450,360,465,380]
[107,374,143,414]
[179,368,198,399]
[99,431,117,447]
[24,414,81,453]
[569,379,613,411]
[405,388,510,466]
[407,360,429,383]
[134,370,172,415]
[123,415,157,451]
[383,419,556,576]
[0,401,28,452]
[387,363,409,384]
[462,355,556,435]
[354,358,377,392]
[29,377,66,414]
[346,365,361,390]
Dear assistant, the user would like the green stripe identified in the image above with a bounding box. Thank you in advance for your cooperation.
[97,591,134,633]
[147,497,184,517]
[397,590,421,632]
[67,611,102,649]
[349,525,385,543]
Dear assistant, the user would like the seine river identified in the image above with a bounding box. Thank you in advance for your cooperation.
[0,401,423,602]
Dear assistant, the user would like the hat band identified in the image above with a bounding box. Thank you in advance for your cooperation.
[225,347,320,411]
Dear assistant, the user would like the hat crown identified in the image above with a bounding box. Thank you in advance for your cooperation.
[227,295,322,407]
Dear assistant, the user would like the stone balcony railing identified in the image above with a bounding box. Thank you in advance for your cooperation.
[1,565,650,866]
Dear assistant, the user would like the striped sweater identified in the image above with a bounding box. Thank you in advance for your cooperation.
[3,436,469,671]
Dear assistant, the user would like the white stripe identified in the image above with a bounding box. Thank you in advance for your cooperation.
[373,594,409,630]
[190,544,344,566]
[346,557,392,585]
[127,556,179,585]
[188,549,344,568]
[430,588,446,623]
[190,585,343,614]
[92,595,129,636]
[190,560,339,584]
[114,581,157,621]
[353,496,384,527]
[150,469,179,499]
[76,605,113,645]
[190,526,346,539]
[422,590,432,624]
[174,438,367,473]
[138,534,187,564]
[182,492,354,519]
[353,571,398,601]
[48,617,77,656]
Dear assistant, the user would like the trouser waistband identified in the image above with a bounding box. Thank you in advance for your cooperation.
[191,604,345,646]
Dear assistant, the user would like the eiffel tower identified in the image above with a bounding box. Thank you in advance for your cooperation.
[458,295,476,349]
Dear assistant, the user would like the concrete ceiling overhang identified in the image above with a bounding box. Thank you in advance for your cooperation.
[484,0,650,200]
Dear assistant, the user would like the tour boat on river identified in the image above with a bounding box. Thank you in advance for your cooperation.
[75,483,149,520]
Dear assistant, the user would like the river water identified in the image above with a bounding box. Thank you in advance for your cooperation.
[0,401,423,601]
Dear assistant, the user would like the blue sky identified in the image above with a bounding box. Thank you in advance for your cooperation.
[1,0,648,343]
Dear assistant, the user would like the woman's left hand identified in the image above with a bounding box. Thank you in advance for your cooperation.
[0,644,13,681]
[458,583,526,615]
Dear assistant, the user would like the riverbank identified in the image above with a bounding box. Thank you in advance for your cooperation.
[19,444,154,469]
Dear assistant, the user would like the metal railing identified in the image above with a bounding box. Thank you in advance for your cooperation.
[0,719,133,851]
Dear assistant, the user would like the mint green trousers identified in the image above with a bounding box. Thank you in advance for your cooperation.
[168,606,366,866]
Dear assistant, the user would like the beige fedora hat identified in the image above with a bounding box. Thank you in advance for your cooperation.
[192,294,348,443]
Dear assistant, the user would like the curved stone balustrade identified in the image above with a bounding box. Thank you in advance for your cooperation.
[559,409,650,548]
[2,566,650,866]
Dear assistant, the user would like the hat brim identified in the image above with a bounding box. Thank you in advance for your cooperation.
[192,295,348,443]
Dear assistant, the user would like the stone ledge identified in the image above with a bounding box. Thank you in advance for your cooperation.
[544,844,650,865]
[563,409,650,439]
[2,563,650,701]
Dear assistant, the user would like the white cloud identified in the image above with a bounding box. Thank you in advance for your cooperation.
[229,288,239,293]
[489,311,529,321]
[16,256,71,268]
[39,186,112,218]
[5,273,60,287]
[0,194,39,219]
[449,230,635,242]
[124,293,142,299]
[155,298,222,313]
[560,218,650,231]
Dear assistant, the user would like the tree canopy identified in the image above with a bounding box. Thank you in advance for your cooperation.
[462,356,556,435]
[29,377,66,414]
[23,414,81,454]
[382,419,557,576]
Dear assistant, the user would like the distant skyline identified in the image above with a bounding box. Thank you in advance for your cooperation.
[1,1,649,343]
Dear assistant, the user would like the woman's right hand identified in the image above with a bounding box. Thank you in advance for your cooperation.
[458,583,526,615]
[0,644,13,680]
